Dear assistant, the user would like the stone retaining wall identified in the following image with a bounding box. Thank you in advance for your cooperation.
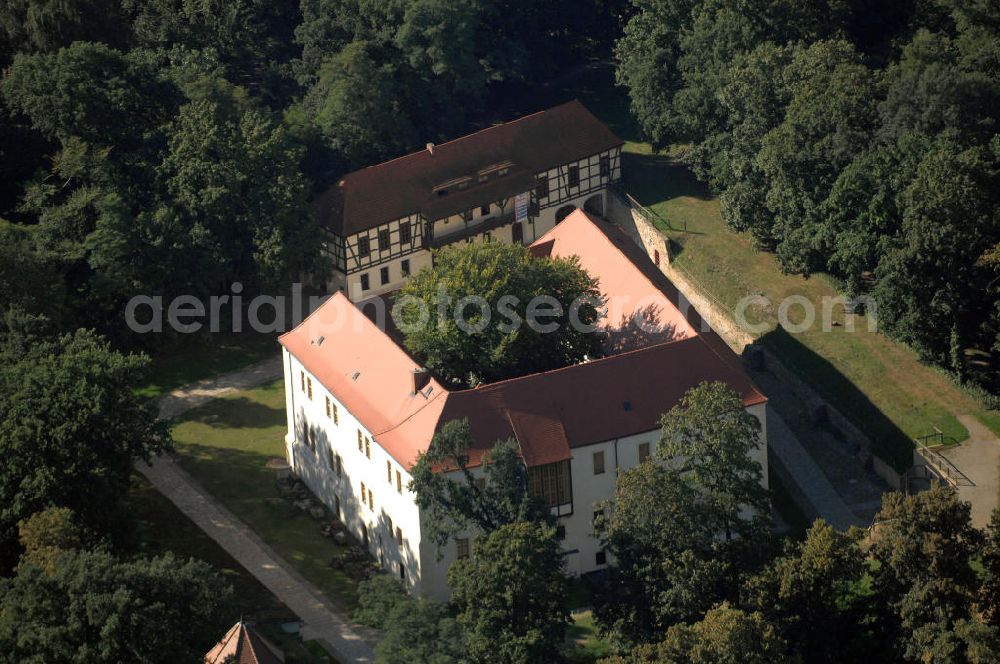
[605,192,905,490]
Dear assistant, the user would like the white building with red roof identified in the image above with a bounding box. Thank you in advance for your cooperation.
[279,208,768,599]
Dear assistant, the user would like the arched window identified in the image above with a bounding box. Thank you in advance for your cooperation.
[584,194,604,216]
[555,205,576,224]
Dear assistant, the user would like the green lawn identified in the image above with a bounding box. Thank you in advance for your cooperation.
[567,610,614,663]
[125,475,336,663]
[169,379,361,610]
[563,65,998,471]
[136,331,278,398]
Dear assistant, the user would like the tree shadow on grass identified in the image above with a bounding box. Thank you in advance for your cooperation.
[622,151,714,205]
[756,326,913,473]
[183,397,285,429]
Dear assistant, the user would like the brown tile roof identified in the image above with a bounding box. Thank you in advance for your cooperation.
[204,621,285,664]
[316,100,623,235]
[442,335,767,467]
[281,210,766,470]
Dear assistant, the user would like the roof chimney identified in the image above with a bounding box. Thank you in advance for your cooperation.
[411,367,431,394]
[426,142,435,156]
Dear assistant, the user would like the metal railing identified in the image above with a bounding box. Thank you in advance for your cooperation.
[914,428,974,487]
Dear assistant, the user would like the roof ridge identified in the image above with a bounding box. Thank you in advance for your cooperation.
[455,336,701,394]
[340,100,584,181]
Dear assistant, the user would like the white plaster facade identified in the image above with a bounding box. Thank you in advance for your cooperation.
[282,345,768,600]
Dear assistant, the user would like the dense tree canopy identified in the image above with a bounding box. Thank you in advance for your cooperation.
[397,242,604,387]
[0,549,230,663]
[595,382,771,645]
[616,0,1000,375]
[448,521,570,664]
[0,319,169,566]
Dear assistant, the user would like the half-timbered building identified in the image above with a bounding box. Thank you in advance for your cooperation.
[314,100,624,298]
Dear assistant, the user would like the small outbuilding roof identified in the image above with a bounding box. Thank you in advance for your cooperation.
[204,621,285,664]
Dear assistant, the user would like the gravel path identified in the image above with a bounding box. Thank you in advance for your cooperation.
[140,356,378,662]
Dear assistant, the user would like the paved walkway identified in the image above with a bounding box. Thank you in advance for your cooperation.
[142,357,377,662]
[941,415,1000,528]
[157,356,283,419]
[766,407,865,530]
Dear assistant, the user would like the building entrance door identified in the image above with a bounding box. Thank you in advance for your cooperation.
[512,222,523,244]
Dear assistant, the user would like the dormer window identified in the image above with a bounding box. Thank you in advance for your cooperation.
[477,173,489,183]
[497,166,509,176]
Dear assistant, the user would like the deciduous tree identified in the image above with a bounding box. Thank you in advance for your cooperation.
[397,242,604,387]
[448,521,569,664]
[409,418,551,554]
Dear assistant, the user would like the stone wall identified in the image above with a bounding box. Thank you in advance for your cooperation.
[605,191,906,489]
[606,189,671,268]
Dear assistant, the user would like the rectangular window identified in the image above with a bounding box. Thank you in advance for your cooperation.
[334,494,341,518]
[536,175,549,198]
[396,470,403,494]
[462,210,473,222]
[527,460,572,508]
[332,402,339,425]
[398,561,405,580]
[593,508,605,533]
[387,460,393,483]
[638,442,651,463]
[358,236,370,257]
[380,266,389,285]
[600,155,611,178]
[401,259,410,277]
[360,273,370,291]
[361,482,366,504]
[456,537,470,560]
[386,515,393,536]
[306,377,313,400]
[596,550,607,566]
[357,430,363,451]
[568,165,580,188]
[480,205,490,216]
[593,451,605,475]
[365,438,371,459]
[300,370,305,392]
[337,454,343,477]
[368,490,374,510]
[325,396,331,418]
[378,229,390,251]
[399,221,411,244]
[396,526,403,546]
[327,446,336,470]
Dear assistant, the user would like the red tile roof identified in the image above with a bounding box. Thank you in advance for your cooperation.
[279,291,448,469]
[204,621,285,664]
[532,210,696,352]
[281,210,765,469]
[316,100,623,235]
